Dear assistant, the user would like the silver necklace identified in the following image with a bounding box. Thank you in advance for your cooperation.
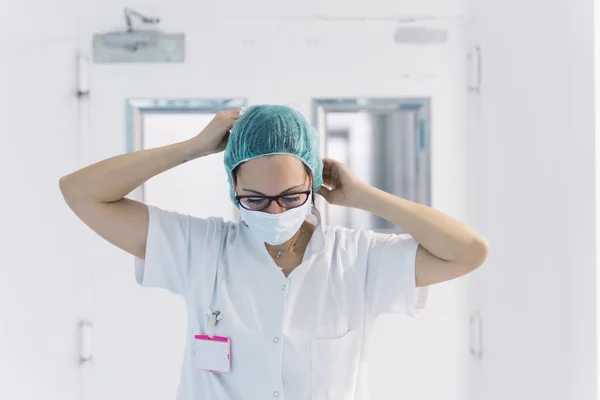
[269,228,304,259]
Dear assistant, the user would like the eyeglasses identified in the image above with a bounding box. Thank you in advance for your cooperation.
[236,190,311,212]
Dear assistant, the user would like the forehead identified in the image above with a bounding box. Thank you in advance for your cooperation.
[236,155,309,194]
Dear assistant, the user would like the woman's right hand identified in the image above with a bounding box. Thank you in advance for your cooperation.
[191,109,242,156]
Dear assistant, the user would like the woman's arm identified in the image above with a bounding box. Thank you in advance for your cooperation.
[318,158,489,287]
[354,186,488,287]
[59,109,240,259]
[59,140,201,204]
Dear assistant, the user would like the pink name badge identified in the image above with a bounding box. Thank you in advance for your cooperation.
[193,335,231,373]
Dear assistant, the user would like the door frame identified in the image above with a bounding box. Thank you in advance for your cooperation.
[312,97,432,225]
[126,97,247,202]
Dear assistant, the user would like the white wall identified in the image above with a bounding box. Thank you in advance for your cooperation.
[0,3,86,400]
[1,1,471,399]
[469,0,597,398]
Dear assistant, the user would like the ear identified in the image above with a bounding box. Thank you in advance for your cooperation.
[232,172,238,194]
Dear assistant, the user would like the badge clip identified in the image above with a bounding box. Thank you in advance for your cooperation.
[207,310,223,338]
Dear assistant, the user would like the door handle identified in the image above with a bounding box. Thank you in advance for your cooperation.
[469,311,483,360]
[468,46,482,92]
[79,320,93,364]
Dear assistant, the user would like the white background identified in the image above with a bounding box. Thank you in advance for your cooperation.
[0,0,597,399]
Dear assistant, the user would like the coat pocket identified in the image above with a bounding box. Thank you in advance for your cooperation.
[310,330,361,400]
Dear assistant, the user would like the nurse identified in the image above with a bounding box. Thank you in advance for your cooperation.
[59,105,488,400]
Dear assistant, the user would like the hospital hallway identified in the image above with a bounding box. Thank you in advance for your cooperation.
[0,0,597,399]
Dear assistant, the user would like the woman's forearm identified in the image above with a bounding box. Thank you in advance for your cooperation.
[59,139,206,204]
[355,185,488,264]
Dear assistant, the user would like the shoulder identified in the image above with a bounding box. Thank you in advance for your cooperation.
[322,225,415,254]
[323,224,374,246]
[321,225,375,264]
[188,214,244,242]
[147,205,243,243]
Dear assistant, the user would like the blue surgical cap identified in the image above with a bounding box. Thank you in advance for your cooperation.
[224,105,323,206]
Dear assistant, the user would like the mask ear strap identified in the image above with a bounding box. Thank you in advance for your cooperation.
[309,174,316,204]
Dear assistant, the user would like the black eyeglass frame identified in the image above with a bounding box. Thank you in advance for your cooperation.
[235,190,312,212]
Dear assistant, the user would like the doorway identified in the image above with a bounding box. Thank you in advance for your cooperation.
[313,98,431,233]
[126,98,246,219]
[88,98,246,400]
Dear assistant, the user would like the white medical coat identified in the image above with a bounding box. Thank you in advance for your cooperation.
[135,205,427,400]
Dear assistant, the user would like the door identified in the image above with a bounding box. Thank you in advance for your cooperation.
[0,100,86,400]
[88,105,238,400]
[315,101,431,232]
[464,2,486,397]
[315,98,469,400]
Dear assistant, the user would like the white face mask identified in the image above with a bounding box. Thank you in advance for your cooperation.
[239,198,312,245]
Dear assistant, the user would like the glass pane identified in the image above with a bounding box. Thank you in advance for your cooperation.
[322,105,430,232]
[142,113,237,221]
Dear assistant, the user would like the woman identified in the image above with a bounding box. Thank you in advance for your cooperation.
[60,105,488,400]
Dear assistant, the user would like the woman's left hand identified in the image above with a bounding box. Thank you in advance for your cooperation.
[318,158,367,208]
